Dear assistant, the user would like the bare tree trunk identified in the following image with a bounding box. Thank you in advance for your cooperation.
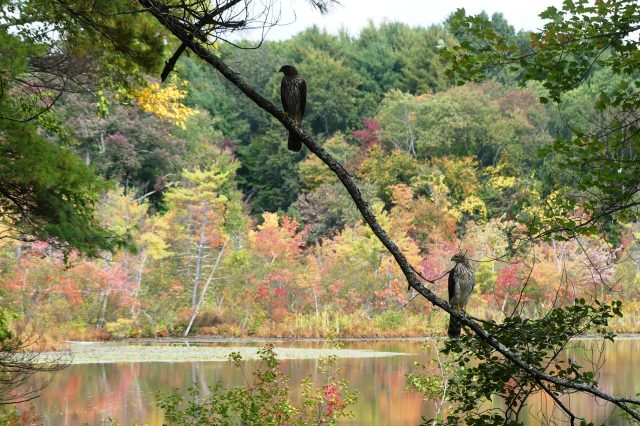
[15,244,22,272]
[184,209,193,281]
[191,203,208,308]
[131,254,148,318]
[184,239,229,337]
[551,239,563,275]
[97,289,110,329]
[404,108,417,158]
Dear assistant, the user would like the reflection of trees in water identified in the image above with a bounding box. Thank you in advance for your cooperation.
[23,340,640,425]
[0,320,67,405]
[480,339,636,425]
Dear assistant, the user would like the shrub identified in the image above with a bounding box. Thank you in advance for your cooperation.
[157,344,356,425]
[374,310,404,330]
[104,319,135,339]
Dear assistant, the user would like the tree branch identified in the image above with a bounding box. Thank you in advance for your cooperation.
[160,0,243,82]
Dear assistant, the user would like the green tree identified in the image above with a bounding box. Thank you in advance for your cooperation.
[0,0,170,255]
[375,90,423,157]
[397,25,451,94]
[178,56,251,141]
[237,129,302,214]
[0,125,124,256]
[347,23,406,109]
[444,0,640,240]
[295,49,363,135]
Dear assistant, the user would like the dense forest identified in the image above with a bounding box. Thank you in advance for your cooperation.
[2,14,638,345]
[3,0,640,424]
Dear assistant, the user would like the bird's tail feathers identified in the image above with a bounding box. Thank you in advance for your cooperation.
[447,316,462,339]
[288,132,302,152]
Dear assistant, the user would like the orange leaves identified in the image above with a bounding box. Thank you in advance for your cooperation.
[263,269,293,285]
[251,213,308,261]
[390,184,414,209]
[373,279,408,311]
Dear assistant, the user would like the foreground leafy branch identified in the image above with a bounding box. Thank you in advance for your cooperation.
[434,300,623,424]
[158,344,356,425]
[137,1,640,422]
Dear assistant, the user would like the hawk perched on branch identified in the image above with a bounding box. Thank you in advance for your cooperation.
[279,65,306,152]
[448,253,475,339]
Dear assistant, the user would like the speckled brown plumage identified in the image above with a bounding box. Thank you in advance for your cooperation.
[447,253,475,338]
[279,65,307,152]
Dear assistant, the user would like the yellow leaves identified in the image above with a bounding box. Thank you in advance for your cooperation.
[299,154,332,191]
[299,133,355,191]
[485,163,517,191]
[425,174,462,221]
[520,188,577,233]
[166,167,230,205]
[330,224,383,263]
[139,230,172,260]
[99,190,149,236]
[139,215,172,260]
[460,195,488,219]
[431,156,479,198]
[488,175,517,191]
[258,212,280,231]
[134,77,195,129]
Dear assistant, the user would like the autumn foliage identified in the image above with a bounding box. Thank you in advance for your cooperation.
[1,22,639,344]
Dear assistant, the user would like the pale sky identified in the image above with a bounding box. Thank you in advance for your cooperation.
[237,0,563,41]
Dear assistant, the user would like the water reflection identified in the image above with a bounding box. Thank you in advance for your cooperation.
[21,339,640,425]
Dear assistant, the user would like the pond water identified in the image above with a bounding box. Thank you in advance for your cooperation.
[18,338,640,425]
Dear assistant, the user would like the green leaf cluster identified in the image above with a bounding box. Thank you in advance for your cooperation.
[431,299,623,425]
[157,344,356,425]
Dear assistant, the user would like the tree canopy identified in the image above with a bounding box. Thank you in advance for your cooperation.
[444,0,640,243]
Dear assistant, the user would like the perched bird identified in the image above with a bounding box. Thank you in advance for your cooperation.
[279,65,307,152]
[447,253,475,339]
